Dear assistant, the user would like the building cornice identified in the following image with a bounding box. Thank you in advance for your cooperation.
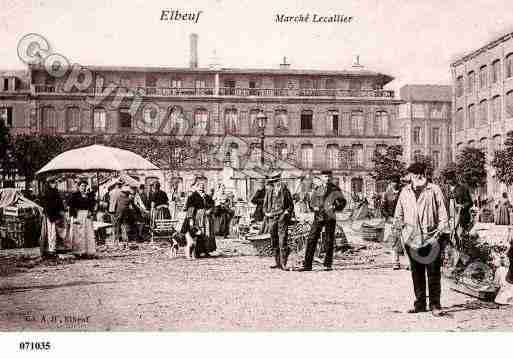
[450,32,513,67]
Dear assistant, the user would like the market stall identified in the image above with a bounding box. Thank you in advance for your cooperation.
[0,188,43,250]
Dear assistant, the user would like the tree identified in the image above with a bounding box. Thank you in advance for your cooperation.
[455,146,487,191]
[0,121,13,187]
[371,144,407,183]
[439,162,459,185]
[492,131,513,189]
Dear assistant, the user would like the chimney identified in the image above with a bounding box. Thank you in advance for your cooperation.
[279,56,290,69]
[190,33,198,69]
[352,55,363,69]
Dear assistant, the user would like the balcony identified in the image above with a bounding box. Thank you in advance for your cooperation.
[218,87,394,98]
[34,84,395,99]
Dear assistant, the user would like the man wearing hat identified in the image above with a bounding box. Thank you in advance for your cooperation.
[392,162,448,316]
[298,170,346,271]
[108,178,124,243]
[116,185,133,243]
[263,173,294,270]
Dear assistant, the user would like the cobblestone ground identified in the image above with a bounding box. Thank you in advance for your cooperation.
[1,221,513,331]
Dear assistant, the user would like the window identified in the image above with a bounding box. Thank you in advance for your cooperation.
[275,143,288,160]
[250,143,261,163]
[93,108,106,132]
[326,78,336,89]
[350,110,364,135]
[145,75,157,95]
[479,65,487,89]
[506,53,513,79]
[456,108,464,131]
[376,144,387,156]
[66,107,80,132]
[168,107,186,134]
[479,137,488,154]
[223,108,238,134]
[300,110,313,132]
[468,104,475,128]
[194,109,208,131]
[2,78,8,91]
[479,100,488,125]
[467,71,475,94]
[349,80,362,91]
[249,109,262,131]
[275,109,288,130]
[456,76,464,97]
[140,106,159,132]
[493,135,503,152]
[413,127,422,145]
[0,107,12,127]
[41,106,56,133]
[431,127,440,145]
[413,150,422,161]
[227,143,240,168]
[492,96,501,122]
[299,78,313,89]
[468,140,475,148]
[119,108,132,130]
[327,110,339,134]
[506,91,513,118]
[170,79,181,88]
[195,80,206,88]
[456,143,463,154]
[492,59,501,83]
[375,110,388,135]
[326,144,339,168]
[300,144,313,168]
[352,144,364,167]
[351,177,363,193]
[432,151,440,169]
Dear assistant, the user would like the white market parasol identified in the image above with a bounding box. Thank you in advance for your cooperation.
[36,144,159,176]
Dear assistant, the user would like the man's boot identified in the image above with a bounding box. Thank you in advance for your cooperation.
[270,249,280,269]
[280,251,290,271]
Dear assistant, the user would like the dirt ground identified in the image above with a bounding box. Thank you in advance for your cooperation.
[1,222,513,331]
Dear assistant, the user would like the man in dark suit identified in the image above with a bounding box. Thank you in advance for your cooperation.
[297,170,346,271]
[263,174,294,270]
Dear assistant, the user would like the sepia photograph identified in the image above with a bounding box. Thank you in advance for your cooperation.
[1,0,513,357]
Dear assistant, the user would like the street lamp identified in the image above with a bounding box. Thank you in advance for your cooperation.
[256,112,267,166]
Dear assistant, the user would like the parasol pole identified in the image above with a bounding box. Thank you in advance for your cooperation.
[96,171,100,212]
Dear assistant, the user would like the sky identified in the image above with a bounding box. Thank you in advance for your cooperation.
[1,0,513,92]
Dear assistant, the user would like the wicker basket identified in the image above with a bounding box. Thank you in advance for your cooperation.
[247,222,311,256]
[358,223,384,242]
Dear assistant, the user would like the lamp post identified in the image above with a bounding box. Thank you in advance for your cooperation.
[256,112,267,167]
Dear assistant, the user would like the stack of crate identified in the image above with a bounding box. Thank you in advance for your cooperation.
[1,205,41,249]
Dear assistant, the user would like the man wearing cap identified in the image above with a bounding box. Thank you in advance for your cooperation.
[392,162,448,316]
[263,173,294,270]
[41,176,66,257]
[298,170,346,271]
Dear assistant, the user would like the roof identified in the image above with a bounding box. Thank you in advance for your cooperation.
[29,64,394,85]
[399,85,452,102]
[451,31,513,66]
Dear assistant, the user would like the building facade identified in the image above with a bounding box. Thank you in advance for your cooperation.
[398,85,452,173]
[451,31,513,198]
[1,35,402,199]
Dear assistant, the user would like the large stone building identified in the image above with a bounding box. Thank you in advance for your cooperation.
[1,34,402,199]
[398,85,452,173]
[451,31,513,198]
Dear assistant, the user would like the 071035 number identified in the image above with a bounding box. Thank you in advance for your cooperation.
[19,341,51,350]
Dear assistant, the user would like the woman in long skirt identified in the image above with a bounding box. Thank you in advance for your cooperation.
[181,178,216,257]
[495,192,512,225]
[69,179,96,258]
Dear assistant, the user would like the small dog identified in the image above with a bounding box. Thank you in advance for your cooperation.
[168,222,201,259]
